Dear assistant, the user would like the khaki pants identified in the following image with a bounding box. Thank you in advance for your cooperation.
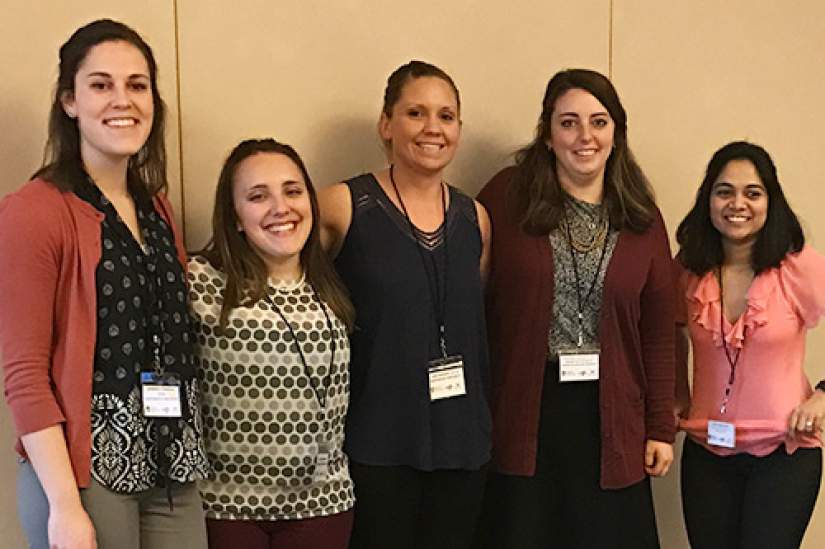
[17,460,207,549]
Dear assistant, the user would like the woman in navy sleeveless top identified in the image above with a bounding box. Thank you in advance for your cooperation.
[319,60,491,549]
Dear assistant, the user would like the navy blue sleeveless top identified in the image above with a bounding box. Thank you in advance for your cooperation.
[335,173,491,471]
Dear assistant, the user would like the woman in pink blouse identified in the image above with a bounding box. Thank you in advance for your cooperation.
[675,141,825,549]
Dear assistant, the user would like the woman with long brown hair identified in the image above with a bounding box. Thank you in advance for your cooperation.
[476,68,675,548]
[189,138,355,549]
[0,19,210,549]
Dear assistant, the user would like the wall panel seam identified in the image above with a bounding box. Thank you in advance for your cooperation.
[172,0,187,239]
[608,0,614,78]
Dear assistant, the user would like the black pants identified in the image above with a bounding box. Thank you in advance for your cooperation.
[475,364,660,549]
[348,460,487,549]
[681,437,822,549]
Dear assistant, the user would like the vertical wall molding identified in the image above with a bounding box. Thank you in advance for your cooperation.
[172,0,187,239]
[608,0,614,78]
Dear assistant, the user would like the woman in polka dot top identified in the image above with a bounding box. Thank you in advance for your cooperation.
[188,138,356,549]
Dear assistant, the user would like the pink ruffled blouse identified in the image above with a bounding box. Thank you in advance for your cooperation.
[677,246,825,456]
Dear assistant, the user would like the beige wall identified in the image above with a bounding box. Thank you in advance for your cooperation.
[175,0,611,249]
[612,3,825,545]
[1,1,823,546]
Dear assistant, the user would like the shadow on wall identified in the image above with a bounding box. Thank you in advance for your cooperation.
[450,131,516,196]
[0,83,43,549]
[0,96,47,194]
[304,115,387,187]
[0,349,26,546]
[652,434,690,548]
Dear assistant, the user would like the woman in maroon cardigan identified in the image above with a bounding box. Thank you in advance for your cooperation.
[475,69,675,548]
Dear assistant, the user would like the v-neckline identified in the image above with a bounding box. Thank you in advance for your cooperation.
[716,269,756,327]
[368,173,453,250]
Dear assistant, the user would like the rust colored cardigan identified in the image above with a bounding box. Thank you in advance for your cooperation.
[0,179,186,488]
[478,167,675,489]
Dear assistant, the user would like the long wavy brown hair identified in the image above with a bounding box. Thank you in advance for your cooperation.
[34,19,167,196]
[201,138,354,331]
[511,68,656,235]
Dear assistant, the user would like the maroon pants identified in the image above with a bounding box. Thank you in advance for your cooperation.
[206,510,353,549]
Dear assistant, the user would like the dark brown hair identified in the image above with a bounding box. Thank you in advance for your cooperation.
[676,141,804,275]
[511,68,656,235]
[379,60,460,149]
[382,60,460,116]
[34,19,167,195]
[201,138,354,331]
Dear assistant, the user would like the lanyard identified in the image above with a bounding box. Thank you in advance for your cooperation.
[265,283,336,409]
[134,232,165,377]
[718,268,742,415]
[388,165,450,358]
[562,207,608,348]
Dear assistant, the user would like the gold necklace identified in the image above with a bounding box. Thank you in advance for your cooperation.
[558,210,609,253]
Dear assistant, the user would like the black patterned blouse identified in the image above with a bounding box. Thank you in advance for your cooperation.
[74,179,210,493]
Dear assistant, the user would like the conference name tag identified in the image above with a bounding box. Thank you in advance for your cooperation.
[559,352,600,382]
[314,440,332,483]
[141,372,182,418]
[707,420,735,448]
[428,356,466,401]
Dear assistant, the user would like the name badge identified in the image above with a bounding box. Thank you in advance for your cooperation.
[428,355,466,401]
[707,420,735,448]
[141,372,182,418]
[558,351,600,382]
[314,440,332,483]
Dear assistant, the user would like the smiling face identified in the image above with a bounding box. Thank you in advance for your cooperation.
[547,88,615,193]
[232,152,312,280]
[710,159,769,248]
[379,76,461,175]
[61,40,153,171]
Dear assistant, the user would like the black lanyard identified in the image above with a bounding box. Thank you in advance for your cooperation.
[388,165,450,358]
[133,228,166,377]
[265,283,336,409]
[562,207,609,348]
[718,268,742,415]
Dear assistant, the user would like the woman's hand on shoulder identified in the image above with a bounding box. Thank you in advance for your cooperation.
[48,502,97,549]
[316,182,352,258]
[644,440,674,477]
[789,388,825,435]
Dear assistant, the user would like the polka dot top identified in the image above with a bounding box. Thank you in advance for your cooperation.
[188,256,354,520]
